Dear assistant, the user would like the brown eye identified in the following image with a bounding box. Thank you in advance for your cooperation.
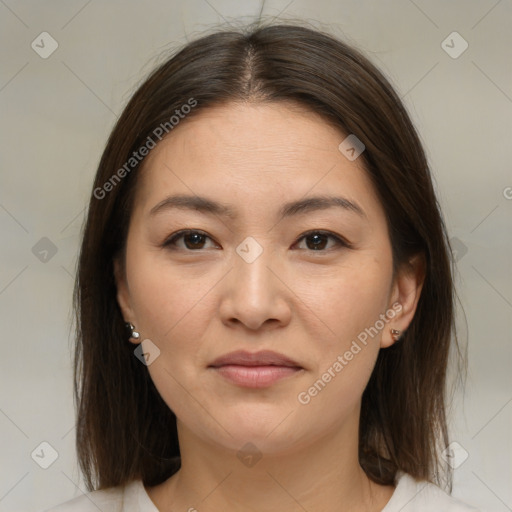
[182,232,207,249]
[163,230,218,250]
[294,231,349,251]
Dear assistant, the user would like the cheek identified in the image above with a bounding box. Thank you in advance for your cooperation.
[297,254,393,346]
[293,268,388,417]
[125,243,214,363]
[125,249,216,417]
[291,253,392,407]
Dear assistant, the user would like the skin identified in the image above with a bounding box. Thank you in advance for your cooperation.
[115,101,425,512]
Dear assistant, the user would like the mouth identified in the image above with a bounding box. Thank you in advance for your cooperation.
[208,350,304,388]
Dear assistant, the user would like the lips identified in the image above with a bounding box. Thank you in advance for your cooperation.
[209,350,302,369]
[208,350,303,388]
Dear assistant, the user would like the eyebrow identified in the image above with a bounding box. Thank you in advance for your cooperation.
[149,194,366,220]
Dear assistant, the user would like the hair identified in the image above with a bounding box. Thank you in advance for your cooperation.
[73,20,464,493]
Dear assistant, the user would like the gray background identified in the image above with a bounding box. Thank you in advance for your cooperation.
[0,1,511,511]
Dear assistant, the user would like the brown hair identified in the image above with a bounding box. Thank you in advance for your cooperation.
[73,20,463,493]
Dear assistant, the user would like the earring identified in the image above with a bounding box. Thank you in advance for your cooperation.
[390,328,401,342]
[125,322,140,340]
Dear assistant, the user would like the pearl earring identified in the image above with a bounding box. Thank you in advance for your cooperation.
[125,322,140,340]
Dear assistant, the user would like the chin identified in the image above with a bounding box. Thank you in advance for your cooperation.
[200,405,309,453]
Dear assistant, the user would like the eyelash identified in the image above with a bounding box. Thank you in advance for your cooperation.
[162,229,352,252]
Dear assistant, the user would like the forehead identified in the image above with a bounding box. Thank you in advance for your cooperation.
[133,101,384,221]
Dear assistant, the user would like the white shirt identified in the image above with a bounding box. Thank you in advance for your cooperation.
[43,471,482,511]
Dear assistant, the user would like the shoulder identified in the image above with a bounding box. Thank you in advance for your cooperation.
[382,472,482,512]
[41,479,157,512]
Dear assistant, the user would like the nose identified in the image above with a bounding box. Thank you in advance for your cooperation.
[219,245,292,331]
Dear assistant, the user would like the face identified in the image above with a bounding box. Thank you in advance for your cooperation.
[115,101,422,456]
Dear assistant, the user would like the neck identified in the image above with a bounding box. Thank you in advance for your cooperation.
[146,411,395,512]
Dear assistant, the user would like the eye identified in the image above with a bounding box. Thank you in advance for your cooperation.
[163,229,350,252]
[163,229,219,250]
[293,230,350,251]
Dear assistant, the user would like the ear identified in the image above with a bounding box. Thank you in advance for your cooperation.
[381,253,426,349]
[113,256,137,340]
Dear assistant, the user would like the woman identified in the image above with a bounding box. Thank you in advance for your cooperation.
[46,21,480,511]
